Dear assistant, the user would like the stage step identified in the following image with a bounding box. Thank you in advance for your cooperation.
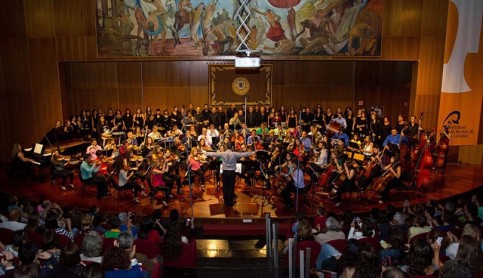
[196,239,284,267]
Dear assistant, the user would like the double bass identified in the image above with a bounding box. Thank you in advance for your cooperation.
[413,132,435,190]
[433,123,451,172]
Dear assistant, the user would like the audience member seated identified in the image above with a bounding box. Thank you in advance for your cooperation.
[119,212,139,239]
[116,232,160,274]
[399,237,440,276]
[53,242,85,277]
[0,208,27,231]
[80,231,104,264]
[102,246,145,278]
[104,215,121,239]
[317,238,360,274]
[44,210,74,241]
[313,217,346,246]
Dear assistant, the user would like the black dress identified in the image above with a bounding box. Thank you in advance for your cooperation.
[288,115,297,128]
[134,115,144,128]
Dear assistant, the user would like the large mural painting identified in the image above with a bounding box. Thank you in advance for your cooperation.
[96,0,382,57]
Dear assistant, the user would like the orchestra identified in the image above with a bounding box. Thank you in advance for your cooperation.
[15,103,450,210]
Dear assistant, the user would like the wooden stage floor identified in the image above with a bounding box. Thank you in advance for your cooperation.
[1,163,482,220]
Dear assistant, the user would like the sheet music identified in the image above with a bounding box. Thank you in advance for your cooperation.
[33,143,43,155]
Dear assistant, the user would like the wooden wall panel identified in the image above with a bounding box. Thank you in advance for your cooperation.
[28,38,60,96]
[33,95,63,136]
[189,61,209,86]
[24,0,55,38]
[401,0,423,37]
[118,88,143,110]
[166,87,191,108]
[189,86,209,107]
[414,94,440,129]
[56,37,87,61]
[53,0,85,37]
[83,0,97,37]
[166,62,190,87]
[0,0,26,37]
[143,87,167,111]
[142,62,168,87]
[117,62,141,89]
[383,0,403,36]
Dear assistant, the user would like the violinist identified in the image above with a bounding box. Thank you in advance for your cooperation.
[186,148,208,191]
[140,137,155,157]
[198,138,212,152]
[362,135,374,157]
[161,149,183,195]
[86,139,102,160]
[147,126,162,142]
[330,159,359,207]
[50,151,75,191]
[133,126,143,139]
[80,155,109,199]
[231,130,245,151]
[95,150,113,182]
[115,163,144,204]
[205,123,219,148]
[280,157,306,210]
[256,123,270,139]
[183,131,198,151]
[378,155,402,204]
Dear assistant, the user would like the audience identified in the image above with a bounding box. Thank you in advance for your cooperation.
[0,184,481,277]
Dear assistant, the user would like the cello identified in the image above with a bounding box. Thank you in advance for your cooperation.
[370,161,400,193]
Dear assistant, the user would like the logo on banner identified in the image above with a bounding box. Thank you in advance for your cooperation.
[442,111,475,139]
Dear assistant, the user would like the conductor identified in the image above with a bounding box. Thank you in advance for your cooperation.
[203,143,256,207]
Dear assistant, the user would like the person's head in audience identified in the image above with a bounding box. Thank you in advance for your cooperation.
[18,241,39,265]
[325,217,340,232]
[8,207,22,222]
[170,209,180,223]
[44,210,60,230]
[455,235,483,273]
[13,263,41,278]
[382,266,406,278]
[108,215,121,230]
[361,219,376,237]
[60,243,81,268]
[12,230,26,249]
[413,215,428,228]
[24,212,41,232]
[82,231,103,258]
[390,212,405,226]
[102,246,130,271]
[139,216,156,239]
[406,238,434,276]
[297,219,312,240]
[462,223,481,241]
[354,242,381,278]
[116,232,134,252]
[82,262,103,278]
[42,229,59,251]
[439,260,475,278]
[387,226,405,249]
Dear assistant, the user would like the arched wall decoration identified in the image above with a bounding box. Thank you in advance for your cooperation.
[209,64,272,106]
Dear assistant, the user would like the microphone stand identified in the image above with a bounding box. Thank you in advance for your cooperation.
[295,144,302,214]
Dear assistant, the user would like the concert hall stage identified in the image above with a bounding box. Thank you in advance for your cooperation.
[1,163,482,223]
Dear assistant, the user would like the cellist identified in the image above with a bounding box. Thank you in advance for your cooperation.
[378,155,402,204]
